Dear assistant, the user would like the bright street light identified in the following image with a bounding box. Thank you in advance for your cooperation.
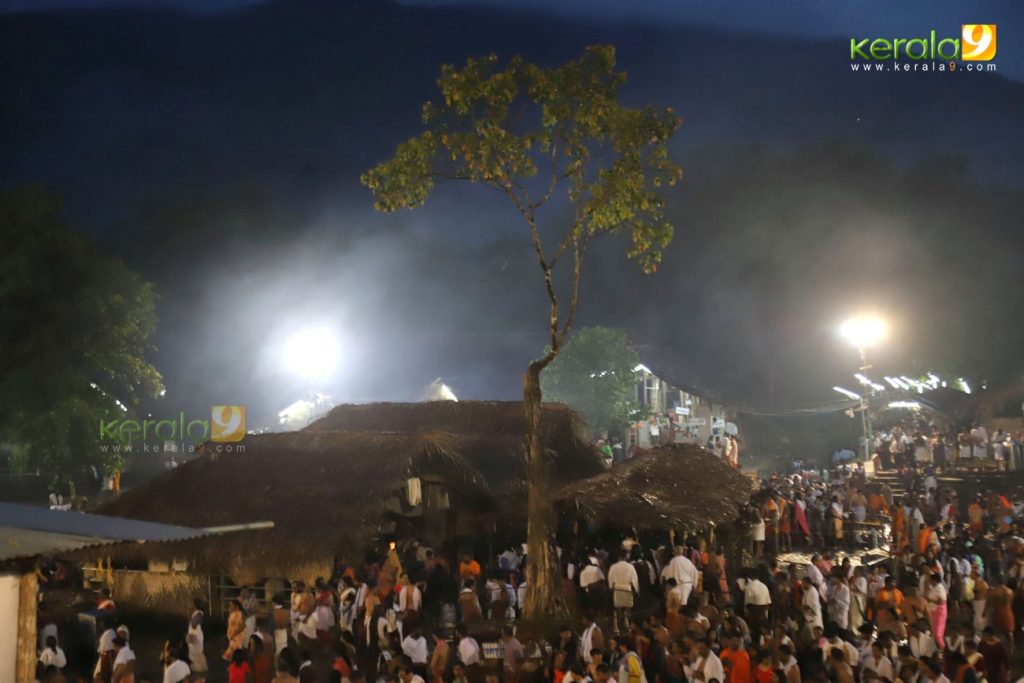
[839,315,888,350]
[283,327,341,381]
[833,386,862,400]
[838,313,889,463]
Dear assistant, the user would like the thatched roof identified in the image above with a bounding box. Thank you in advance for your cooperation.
[555,444,755,530]
[305,401,604,493]
[94,431,490,576]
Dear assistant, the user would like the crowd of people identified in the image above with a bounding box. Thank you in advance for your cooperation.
[34,420,1024,683]
[869,424,1024,472]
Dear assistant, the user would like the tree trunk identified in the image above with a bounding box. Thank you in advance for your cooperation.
[522,360,557,618]
[16,569,38,683]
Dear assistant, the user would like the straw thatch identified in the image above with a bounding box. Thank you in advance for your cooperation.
[305,401,604,493]
[93,431,490,577]
[555,444,755,530]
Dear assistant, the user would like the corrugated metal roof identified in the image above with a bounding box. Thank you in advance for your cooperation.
[0,527,118,561]
[0,502,237,562]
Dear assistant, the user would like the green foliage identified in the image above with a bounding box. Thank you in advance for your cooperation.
[0,187,164,487]
[540,326,641,437]
[361,45,682,274]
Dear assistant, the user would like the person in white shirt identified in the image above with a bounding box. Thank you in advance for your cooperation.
[579,613,603,664]
[457,625,481,666]
[805,559,826,593]
[919,655,950,683]
[608,549,640,632]
[163,644,191,683]
[661,546,699,606]
[580,558,605,590]
[829,576,851,631]
[743,573,771,631]
[685,639,725,682]
[821,625,858,667]
[850,568,868,634]
[801,577,823,629]
[402,628,429,665]
[38,635,67,669]
[399,663,427,683]
[908,622,937,659]
[112,637,135,681]
[861,641,894,682]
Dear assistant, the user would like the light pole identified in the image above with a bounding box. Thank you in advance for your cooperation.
[839,316,887,462]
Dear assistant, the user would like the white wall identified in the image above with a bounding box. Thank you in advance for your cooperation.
[0,572,20,683]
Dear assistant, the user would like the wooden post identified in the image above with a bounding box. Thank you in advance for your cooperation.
[16,570,38,683]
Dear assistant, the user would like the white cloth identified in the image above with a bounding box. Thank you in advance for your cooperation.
[661,555,700,588]
[163,660,191,683]
[459,636,481,666]
[744,579,771,606]
[821,638,858,667]
[186,622,208,672]
[802,585,823,629]
[806,563,825,590]
[608,561,639,593]
[39,647,67,668]
[909,632,936,659]
[402,635,429,664]
[580,564,606,589]
[862,655,894,682]
[830,583,851,630]
[98,629,117,654]
[686,652,725,683]
[580,624,600,663]
[399,585,423,613]
[114,646,136,666]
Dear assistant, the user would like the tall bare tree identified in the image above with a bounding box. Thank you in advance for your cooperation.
[362,45,682,617]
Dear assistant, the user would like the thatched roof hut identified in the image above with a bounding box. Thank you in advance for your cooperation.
[555,444,755,530]
[95,431,491,580]
[305,401,604,496]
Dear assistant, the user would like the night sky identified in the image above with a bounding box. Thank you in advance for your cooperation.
[1,0,1021,429]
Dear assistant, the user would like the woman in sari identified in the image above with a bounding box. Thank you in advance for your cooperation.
[223,599,246,661]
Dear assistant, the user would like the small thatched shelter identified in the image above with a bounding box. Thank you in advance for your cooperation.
[555,444,755,532]
[305,401,605,498]
[96,431,490,585]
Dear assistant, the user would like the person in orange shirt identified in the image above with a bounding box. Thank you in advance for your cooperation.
[893,505,908,551]
[868,492,890,516]
[918,525,939,555]
[720,633,752,683]
[968,497,985,537]
[458,552,481,581]
[875,577,905,637]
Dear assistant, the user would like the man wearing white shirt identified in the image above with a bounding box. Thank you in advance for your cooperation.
[399,663,427,683]
[112,637,135,681]
[861,641,894,682]
[801,577,823,629]
[608,550,639,632]
[162,645,191,683]
[805,559,825,593]
[685,639,725,682]
[660,546,699,606]
[821,625,858,667]
[908,622,937,659]
[456,624,482,682]
[579,613,604,664]
[402,628,429,666]
[39,635,67,669]
[743,574,771,631]
[829,576,851,631]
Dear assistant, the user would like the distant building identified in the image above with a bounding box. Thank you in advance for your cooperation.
[630,346,737,451]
